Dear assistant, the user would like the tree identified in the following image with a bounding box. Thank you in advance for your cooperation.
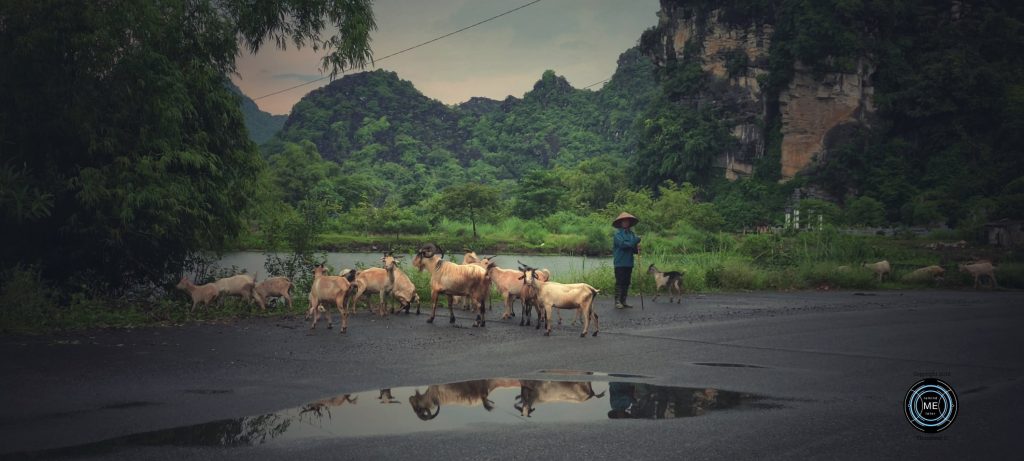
[0,1,375,291]
[438,183,502,239]
[512,170,565,219]
[844,196,886,227]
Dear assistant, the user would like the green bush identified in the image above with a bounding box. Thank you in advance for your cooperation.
[995,263,1024,289]
[0,265,56,333]
[718,261,767,290]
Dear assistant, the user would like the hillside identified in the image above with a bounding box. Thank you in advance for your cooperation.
[639,0,1024,228]
[228,82,287,144]
[261,48,660,209]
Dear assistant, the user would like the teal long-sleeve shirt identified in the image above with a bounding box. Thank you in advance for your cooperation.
[612,228,641,267]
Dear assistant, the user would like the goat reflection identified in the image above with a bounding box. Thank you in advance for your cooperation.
[408,379,521,420]
[514,380,606,417]
[299,394,357,422]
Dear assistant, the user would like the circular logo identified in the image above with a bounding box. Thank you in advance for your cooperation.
[904,378,957,433]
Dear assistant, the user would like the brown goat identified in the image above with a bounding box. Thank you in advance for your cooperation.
[253,276,293,310]
[176,276,220,311]
[309,264,354,333]
[412,243,494,326]
[349,253,402,318]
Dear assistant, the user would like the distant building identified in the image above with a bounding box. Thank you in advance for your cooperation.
[985,219,1024,247]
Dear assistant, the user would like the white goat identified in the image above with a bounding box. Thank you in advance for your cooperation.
[647,264,684,304]
[175,276,219,311]
[308,264,354,333]
[412,243,494,326]
[901,265,946,284]
[253,276,293,310]
[213,274,256,305]
[521,267,599,337]
[863,260,891,282]
[959,261,997,289]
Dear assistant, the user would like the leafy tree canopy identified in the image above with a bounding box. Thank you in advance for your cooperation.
[0,0,375,290]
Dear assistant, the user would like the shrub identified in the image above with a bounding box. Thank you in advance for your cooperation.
[0,265,56,333]
[718,261,766,290]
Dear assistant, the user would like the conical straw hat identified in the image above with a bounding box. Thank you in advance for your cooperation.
[612,212,639,228]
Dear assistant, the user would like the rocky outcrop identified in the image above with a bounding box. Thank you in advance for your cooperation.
[647,1,875,181]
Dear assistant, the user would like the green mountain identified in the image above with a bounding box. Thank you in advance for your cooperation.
[262,47,659,208]
[228,82,287,145]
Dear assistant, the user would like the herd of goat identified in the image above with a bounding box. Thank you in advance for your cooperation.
[176,243,1001,336]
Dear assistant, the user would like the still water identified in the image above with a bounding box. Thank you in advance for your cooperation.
[218,251,613,276]
[26,376,779,457]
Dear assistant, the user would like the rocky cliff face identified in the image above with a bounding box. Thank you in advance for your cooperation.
[648,1,875,180]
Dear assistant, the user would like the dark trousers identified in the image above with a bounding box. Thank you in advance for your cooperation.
[614,266,632,302]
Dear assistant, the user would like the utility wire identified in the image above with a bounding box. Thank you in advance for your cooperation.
[254,0,544,101]
[582,78,610,90]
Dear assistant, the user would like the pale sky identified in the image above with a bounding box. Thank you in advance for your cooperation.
[232,0,660,115]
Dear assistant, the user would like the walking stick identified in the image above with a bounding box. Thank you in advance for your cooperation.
[636,250,644,310]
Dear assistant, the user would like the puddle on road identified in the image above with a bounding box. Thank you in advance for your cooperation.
[23,378,780,457]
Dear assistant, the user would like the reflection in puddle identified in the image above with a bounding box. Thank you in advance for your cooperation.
[23,379,777,457]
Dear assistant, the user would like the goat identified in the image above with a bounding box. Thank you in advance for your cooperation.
[253,276,293,310]
[473,259,530,321]
[389,264,421,315]
[515,380,606,417]
[412,243,494,326]
[959,261,998,289]
[408,379,521,421]
[349,253,402,318]
[306,269,357,320]
[175,276,219,311]
[452,251,480,311]
[213,274,256,305]
[862,260,891,282]
[308,264,355,333]
[647,264,684,304]
[901,265,946,284]
[300,394,357,420]
[520,266,599,337]
[518,266,551,327]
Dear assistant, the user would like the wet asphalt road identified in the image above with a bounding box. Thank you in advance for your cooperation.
[1,290,1022,460]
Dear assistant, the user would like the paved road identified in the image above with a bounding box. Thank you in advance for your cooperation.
[1,290,1021,459]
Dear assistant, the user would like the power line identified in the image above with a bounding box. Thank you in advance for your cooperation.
[254,0,544,101]
[582,78,610,90]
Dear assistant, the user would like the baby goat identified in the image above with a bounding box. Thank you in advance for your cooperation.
[647,264,684,304]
